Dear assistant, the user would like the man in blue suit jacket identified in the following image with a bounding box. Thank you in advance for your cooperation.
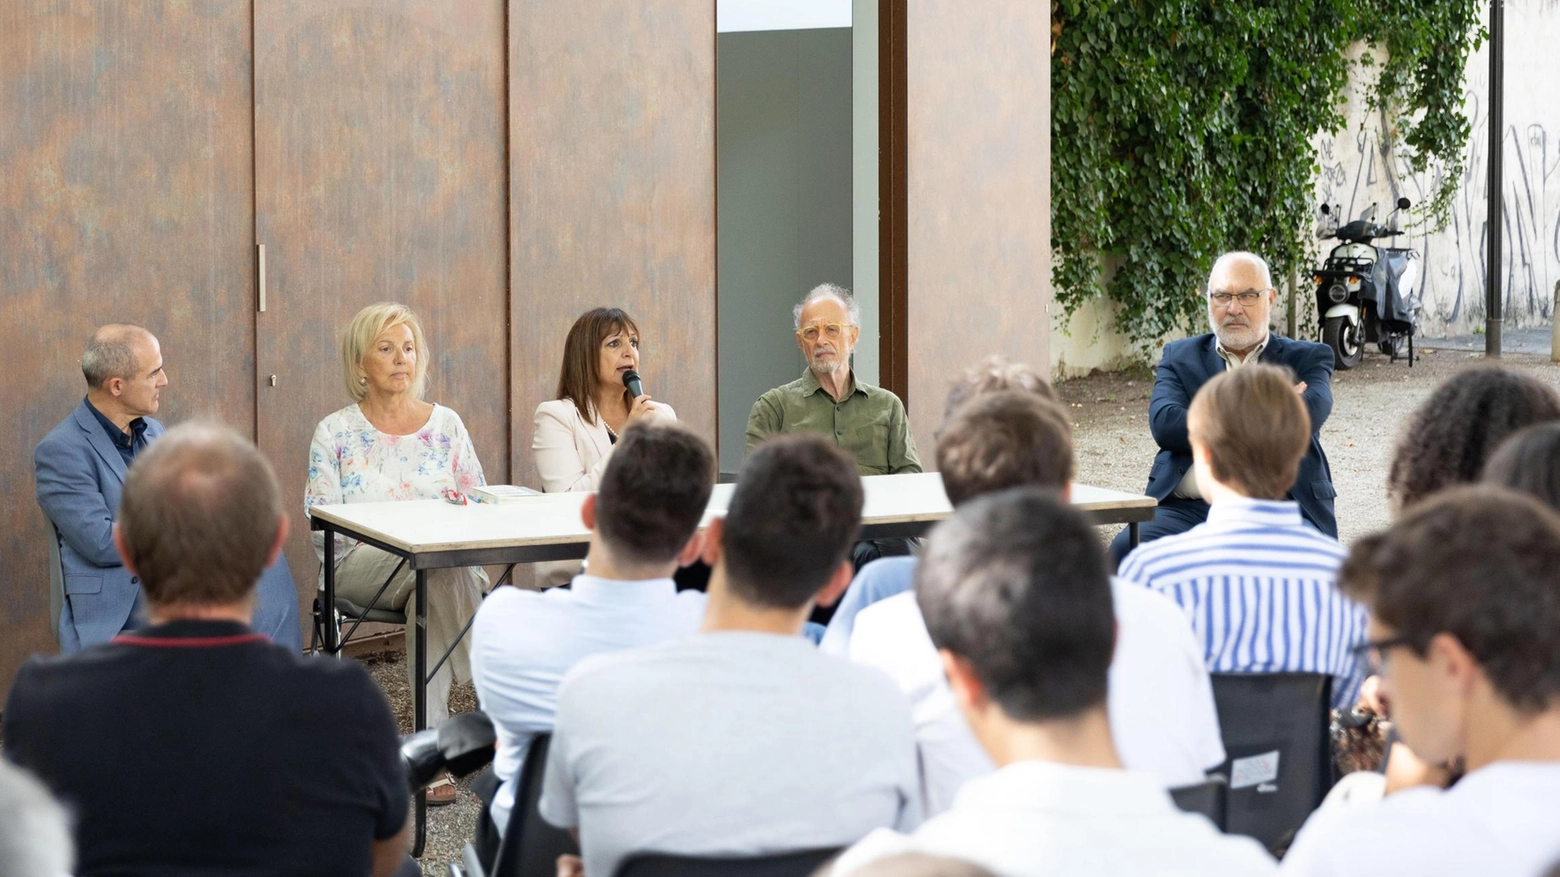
[35,324,301,652]
[1109,253,1338,566]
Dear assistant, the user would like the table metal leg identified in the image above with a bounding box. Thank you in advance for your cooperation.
[1129,522,1141,550]
[323,527,338,658]
[412,568,428,857]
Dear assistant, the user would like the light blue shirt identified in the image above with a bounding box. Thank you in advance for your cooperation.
[1116,498,1366,709]
[470,575,706,832]
[819,556,919,655]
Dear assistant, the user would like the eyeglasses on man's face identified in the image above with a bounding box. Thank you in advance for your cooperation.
[799,322,853,343]
[1208,289,1270,308]
[1351,633,1422,676]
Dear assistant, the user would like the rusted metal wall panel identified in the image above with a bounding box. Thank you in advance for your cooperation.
[508,0,717,484]
[904,0,1051,455]
[0,1,257,698]
[253,0,509,618]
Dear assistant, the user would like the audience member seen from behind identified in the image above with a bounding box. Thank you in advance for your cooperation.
[831,489,1276,876]
[1386,366,1560,513]
[305,303,489,794]
[820,356,1058,650]
[35,323,299,651]
[1117,364,1367,709]
[1282,486,1560,875]
[843,391,1224,814]
[0,760,73,877]
[1483,422,1560,510]
[470,422,714,851]
[542,434,920,877]
[5,423,411,877]
[1109,251,1338,566]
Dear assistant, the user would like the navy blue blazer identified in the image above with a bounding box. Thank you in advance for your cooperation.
[35,400,301,651]
[1145,333,1338,538]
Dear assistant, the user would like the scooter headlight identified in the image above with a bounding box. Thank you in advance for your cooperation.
[1328,283,1348,304]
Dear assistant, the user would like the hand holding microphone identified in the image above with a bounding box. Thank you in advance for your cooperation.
[623,369,657,424]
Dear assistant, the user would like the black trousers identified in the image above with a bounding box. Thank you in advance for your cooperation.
[1107,496,1210,570]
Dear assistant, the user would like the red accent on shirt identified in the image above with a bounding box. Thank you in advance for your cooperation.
[111,633,270,648]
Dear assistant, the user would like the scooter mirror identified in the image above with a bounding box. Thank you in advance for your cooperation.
[1397,196,1411,210]
[1320,204,1331,216]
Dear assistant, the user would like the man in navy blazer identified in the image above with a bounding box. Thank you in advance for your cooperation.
[35,324,301,652]
[1109,253,1338,566]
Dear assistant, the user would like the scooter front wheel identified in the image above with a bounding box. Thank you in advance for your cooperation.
[1324,316,1364,370]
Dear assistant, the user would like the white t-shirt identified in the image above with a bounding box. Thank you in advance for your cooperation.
[832,761,1276,876]
[540,631,921,877]
[470,576,706,831]
[849,577,1225,814]
[1281,761,1560,876]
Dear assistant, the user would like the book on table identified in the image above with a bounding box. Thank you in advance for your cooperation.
[469,485,544,504]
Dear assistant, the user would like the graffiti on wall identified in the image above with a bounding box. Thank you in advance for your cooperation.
[1314,9,1560,336]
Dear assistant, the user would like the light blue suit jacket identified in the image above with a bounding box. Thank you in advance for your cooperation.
[34,399,301,652]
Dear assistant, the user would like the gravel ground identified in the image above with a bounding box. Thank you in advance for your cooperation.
[374,342,1560,873]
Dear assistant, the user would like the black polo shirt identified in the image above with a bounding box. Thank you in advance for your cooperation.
[2,619,408,877]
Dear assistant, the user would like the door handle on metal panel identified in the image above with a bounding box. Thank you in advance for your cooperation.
[257,243,267,313]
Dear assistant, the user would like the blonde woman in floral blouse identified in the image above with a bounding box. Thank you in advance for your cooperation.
[305,303,488,804]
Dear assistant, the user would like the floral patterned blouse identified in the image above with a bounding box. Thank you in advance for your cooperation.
[305,403,486,565]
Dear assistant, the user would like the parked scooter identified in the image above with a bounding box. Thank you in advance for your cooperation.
[1312,197,1421,369]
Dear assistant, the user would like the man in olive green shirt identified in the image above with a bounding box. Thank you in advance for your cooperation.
[746,284,921,476]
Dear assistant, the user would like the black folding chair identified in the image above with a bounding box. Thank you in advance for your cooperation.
[457,733,579,877]
[1210,672,1335,854]
[1169,774,1228,829]
[615,848,842,877]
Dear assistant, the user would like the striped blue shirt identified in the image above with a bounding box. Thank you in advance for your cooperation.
[1117,498,1366,709]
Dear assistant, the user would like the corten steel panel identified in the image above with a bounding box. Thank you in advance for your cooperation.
[0,1,256,696]
[903,0,1051,459]
[254,0,509,622]
[508,0,717,485]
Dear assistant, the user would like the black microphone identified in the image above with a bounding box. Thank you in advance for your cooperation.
[623,369,644,399]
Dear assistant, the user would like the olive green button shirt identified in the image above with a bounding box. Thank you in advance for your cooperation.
[745,368,922,475]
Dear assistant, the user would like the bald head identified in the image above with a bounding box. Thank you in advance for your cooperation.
[1206,251,1277,355]
[116,422,286,609]
[82,324,154,388]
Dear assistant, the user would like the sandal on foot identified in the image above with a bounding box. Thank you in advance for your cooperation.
[426,773,458,807]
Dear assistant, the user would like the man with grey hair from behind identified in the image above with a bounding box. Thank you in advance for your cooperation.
[0,760,73,877]
[7,422,413,877]
[1106,251,1338,566]
[35,323,300,651]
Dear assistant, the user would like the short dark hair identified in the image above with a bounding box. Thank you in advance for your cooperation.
[722,434,863,609]
[936,391,1073,506]
[1188,364,1310,499]
[1338,485,1560,713]
[916,487,1114,721]
[594,422,715,567]
[1482,423,1560,513]
[118,422,284,607]
[1388,367,1560,511]
[942,355,1058,421]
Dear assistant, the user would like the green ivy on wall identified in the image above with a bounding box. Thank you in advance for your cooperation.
[1050,0,1484,345]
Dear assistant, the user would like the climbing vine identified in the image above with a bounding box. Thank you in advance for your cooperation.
[1051,0,1484,345]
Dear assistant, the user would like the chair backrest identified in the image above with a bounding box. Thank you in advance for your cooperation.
[47,522,65,643]
[1210,672,1334,854]
[1168,774,1228,829]
[615,848,843,877]
[493,733,579,877]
